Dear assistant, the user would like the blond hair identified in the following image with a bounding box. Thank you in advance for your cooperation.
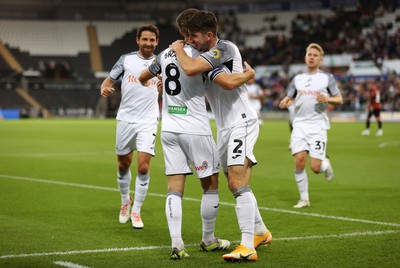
[306,43,324,57]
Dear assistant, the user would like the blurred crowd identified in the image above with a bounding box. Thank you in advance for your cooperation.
[252,70,400,112]
[214,2,400,112]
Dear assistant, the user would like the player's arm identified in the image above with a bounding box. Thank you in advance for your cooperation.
[210,62,255,91]
[279,96,293,109]
[316,92,343,105]
[100,77,115,98]
[170,40,211,76]
[138,68,156,86]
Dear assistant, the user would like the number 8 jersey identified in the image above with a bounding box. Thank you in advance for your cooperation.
[148,45,212,135]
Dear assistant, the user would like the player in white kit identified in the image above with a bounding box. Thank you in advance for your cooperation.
[279,43,343,208]
[139,9,238,260]
[170,10,272,262]
[246,78,264,127]
[100,25,160,229]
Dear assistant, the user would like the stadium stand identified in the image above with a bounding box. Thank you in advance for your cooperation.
[0,1,399,118]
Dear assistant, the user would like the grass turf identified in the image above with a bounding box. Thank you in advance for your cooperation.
[0,119,399,267]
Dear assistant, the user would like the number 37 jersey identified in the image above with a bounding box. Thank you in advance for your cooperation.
[148,45,212,135]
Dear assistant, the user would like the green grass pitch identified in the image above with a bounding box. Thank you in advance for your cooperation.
[0,119,399,267]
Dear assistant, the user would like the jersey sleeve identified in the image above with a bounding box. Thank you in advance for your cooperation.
[148,53,162,76]
[199,41,234,70]
[287,77,297,98]
[109,55,126,81]
[327,74,340,96]
[207,67,224,81]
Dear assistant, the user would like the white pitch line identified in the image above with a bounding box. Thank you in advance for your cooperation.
[1,230,399,259]
[54,261,92,268]
[0,151,114,158]
[1,174,400,228]
[379,141,400,148]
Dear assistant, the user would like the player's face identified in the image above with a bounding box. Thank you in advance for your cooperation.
[188,31,212,52]
[137,31,159,57]
[305,48,323,70]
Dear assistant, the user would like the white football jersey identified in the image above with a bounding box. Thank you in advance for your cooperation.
[202,40,258,130]
[148,45,212,135]
[287,70,340,130]
[246,83,263,112]
[109,52,159,123]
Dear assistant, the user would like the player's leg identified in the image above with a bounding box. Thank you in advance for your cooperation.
[374,109,383,136]
[130,124,157,228]
[308,130,333,181]
[115,121,135,223]
[116,153,133,223]
[293,151,310,208]
[130,151,152,229]
[291,127,310,208]
[162,132,191,259]
[223,163,258,262]
[182,134,229,251]
[252,193,272,249]
[362,110,373,135]
[199,175,219,246]
[199,173,230,251]
[166,175,188,259]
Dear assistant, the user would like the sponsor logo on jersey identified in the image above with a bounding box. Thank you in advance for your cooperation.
[195,161,209,171]
[168,105,188,114]
[128,75,157,85]
[297,90,318,96]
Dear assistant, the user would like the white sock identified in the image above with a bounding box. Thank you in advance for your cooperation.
[252,195,267,236]
[320,158,330,173]
[295,169,309,201]
[201,189,219,244]
[117,169,131,204]
[132,173,150,214]
[235,191,255,250]
[166,192,184,250]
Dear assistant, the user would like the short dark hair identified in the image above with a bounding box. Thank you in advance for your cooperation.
[176,8,199,33]
[137,24,159,39]
[186,10,218,35]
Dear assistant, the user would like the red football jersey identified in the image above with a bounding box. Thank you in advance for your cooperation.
[370,86,381,110]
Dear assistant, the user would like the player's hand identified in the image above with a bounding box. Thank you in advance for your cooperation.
[100,87,115,98]
[170,40,185,52]
[316,92,329,103]
[243,61,255,78]
[279,97,290,109]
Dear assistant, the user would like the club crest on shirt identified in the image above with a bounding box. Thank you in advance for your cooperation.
[211,48,221,59]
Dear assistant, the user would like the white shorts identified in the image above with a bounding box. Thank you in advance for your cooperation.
[115,120,158,156]
[161,131,219,178]
[290,126,327,160]
[217,119,258,173]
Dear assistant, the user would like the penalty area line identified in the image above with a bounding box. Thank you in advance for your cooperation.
[1,230,399,259]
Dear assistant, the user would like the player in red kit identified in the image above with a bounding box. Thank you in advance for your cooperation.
[361,80,383,136]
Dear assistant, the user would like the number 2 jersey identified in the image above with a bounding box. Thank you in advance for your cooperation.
[287,70,340,130]
[203,39,258,130]
[148,45,212,136]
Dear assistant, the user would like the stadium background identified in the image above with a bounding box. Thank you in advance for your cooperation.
[0,0,399,120]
